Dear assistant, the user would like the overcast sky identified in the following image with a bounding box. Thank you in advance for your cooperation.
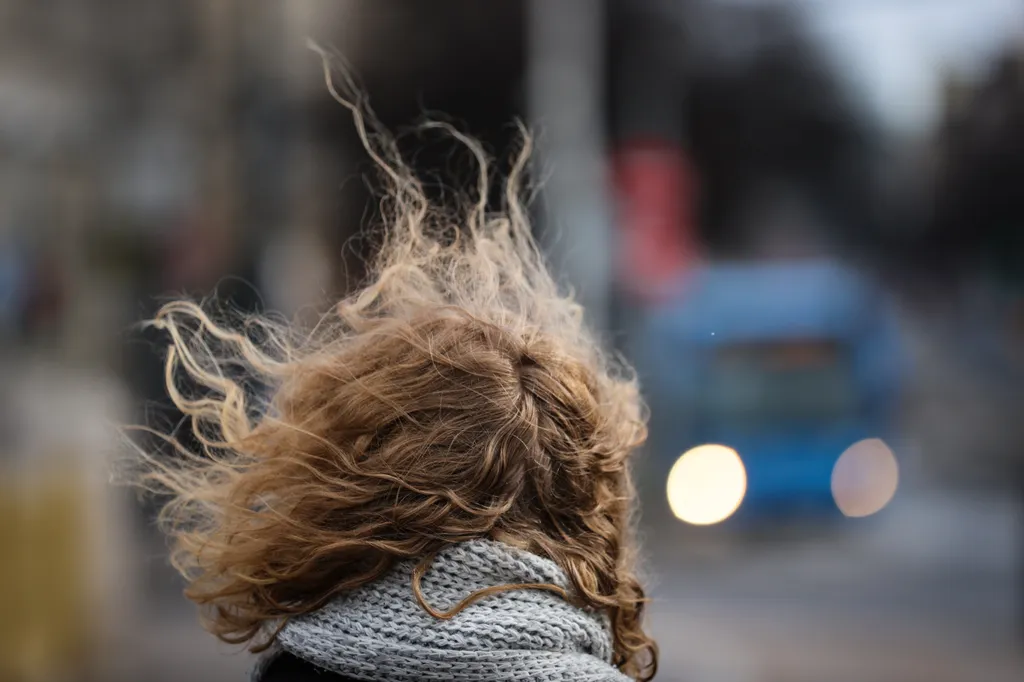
[721,0,1024,135]
[800,0,1024,134]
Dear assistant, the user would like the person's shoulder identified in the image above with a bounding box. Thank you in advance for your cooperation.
[258,651,362,682]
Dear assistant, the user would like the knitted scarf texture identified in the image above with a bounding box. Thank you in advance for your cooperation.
[251,540,632,682]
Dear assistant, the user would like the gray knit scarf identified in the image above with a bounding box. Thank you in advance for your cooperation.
[251,539,632,682]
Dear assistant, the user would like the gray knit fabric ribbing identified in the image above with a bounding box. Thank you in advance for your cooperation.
[252,539,633,682]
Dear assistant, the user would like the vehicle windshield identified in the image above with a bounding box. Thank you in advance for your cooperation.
[700,340,859,431]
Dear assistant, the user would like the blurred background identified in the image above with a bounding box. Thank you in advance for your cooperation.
[1,1,1023,680]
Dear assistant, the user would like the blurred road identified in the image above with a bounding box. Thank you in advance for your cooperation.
[645,489,1023,682]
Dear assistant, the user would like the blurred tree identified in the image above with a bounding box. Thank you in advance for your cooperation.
[927,48,1024,288]
[679,2,878,257]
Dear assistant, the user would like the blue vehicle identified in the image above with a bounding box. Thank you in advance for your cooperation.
[635,259,904,526]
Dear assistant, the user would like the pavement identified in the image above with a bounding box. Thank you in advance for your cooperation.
[643,488,1024,682]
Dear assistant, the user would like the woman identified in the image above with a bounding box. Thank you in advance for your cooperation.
[135,50,657,682]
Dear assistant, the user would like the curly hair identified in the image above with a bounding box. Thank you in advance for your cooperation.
[133,44,657,681]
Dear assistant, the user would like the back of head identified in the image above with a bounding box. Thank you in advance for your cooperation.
[135,46,655,680]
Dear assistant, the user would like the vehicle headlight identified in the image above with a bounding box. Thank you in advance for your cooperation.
[666,444,747,525]
[831,438,899,518]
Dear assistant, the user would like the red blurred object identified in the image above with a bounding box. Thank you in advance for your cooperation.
[161,212,234,293]
[612,139,699,304]
[23,252,66,335]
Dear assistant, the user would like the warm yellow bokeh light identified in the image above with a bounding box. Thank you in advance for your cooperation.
[666,444,747,525]
[831,438,899,518]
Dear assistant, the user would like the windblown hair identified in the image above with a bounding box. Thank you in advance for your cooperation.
[135,45,656,680]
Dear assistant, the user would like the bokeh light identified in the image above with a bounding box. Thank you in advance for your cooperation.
[831,438,900,518]
[666,444,747,525]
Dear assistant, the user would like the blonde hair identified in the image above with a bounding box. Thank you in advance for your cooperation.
[134,45,657,680]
